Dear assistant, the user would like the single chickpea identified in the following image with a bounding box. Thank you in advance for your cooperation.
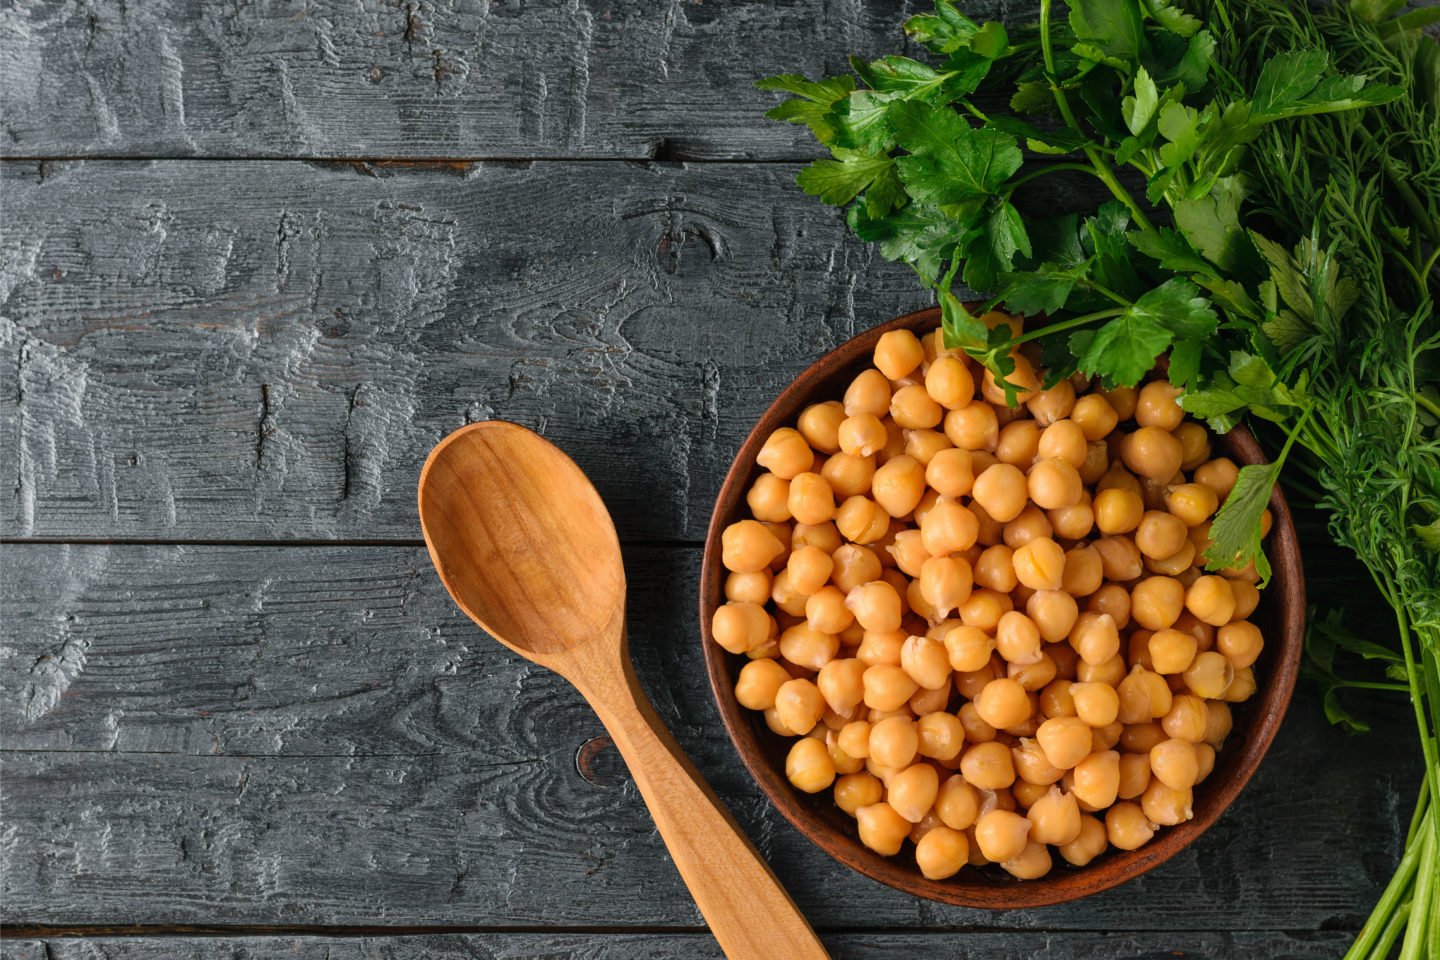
[834,771,883,815]
[816,657,868,718]
[1135,510,1188,560]
[874,330,925,380]
[1217,621,1264,669]
[1184,650,1236,699]
[909,682,951,716]
[725,569,772,605]
[920,498,980,556]
[1027,785,1083,845]
[1204,700,1234,749]
[918,556,973,620]
[1228,579,1261,619]
[925,355,975,410]
[779,624,839,671]
[1077,653,1127,689]
[958,702,997,744]
[1000,839,1053,880]
[974,809,1032,862]
[1222,666,1258,703]
[1135,380,1184,430]
[770,569,808,616]
[820,452,876,500]
[734,658,792,711]
[1072,749,1120,809]
[1148,628,1199,675]
[838,414,889,458]
[960,589,1013,631]
[1185,575,1236,627]
[944,402,999,452]
[1012,737,1065,786]
[1070,681,1120,728]
[756,427,814,480]
[1093,488,1144,535]
[712,601,773,654]
[1117,664,1165,724]
[1193,457,1240,500]
[1095,536,1144,581]
[1060,548,1103,600]
[774,678,825,735]
[833,496,889,544]
[961,740,1016,790]
[831,544,882,592]
[1121,426,1184,480]
[721,520,785,573]
[1012,537,1066,592]
[889,763,941,823]
[1087,583,1132,629]
[1036,716,1093,770]
[1102,385,1138,420]
[975,677,1033,729]
[891,384,944,430]
[1098,460,1143,496]
[936,775,981,829]
[1037,420,1087,469]
[901,634,954,691]
[846,581,903,634]
[1149,738,1200,791]
[916,712,965,762]
[805,585,854,635]
[1117,752,1152,799]
[797,400,846,454]
[974,544,1018,592]
[864,715,917,769]
[1166,482,1220,527]
[838,720,873,760]
[995,611,1043,667]
[1058,814,1109,866]
[1028,458,1084,510]
[1026,381,1076,425]
[969,462,1027,523]
[1040,679,1077,719]
[1105,801,1158,850]
[786,545,835,596]
[786,737,837,793]
[1161,694,1208,742]
[857,629,905,667]
[1072,393,1120,441]
[870,454,926,518]
[904,429,953,467]
[844,369,892,419]
[1141,779,1194,826]
[863,664,920,712]
[1027,589,1080,644]
[1069,612,1121,666]
[1131,576,1186,630]
[995,420,1041,467]
[915,825,970,879]
[942,624,995,674]
[1050,493,1095,541]
[1079,440,1111,485]
[746,472,792,523]
[856,801,913,855]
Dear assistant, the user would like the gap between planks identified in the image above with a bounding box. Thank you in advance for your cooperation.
[0,537,704,549]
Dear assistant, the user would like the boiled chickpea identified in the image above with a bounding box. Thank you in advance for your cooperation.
[1072,749,1120,809]
[1093,488,1144,535]
[712,601,772,654]
[834,771,883,815]
[891,384,943,430]
[1095,536,1144,581]
[819,452,876,500]
[934,775,980,830]
[838,720,872,759]
[973,544,1018,592]
[816,658,868,717]
[838,414,889,458]
[1150,738,1199,791]
[1145,539,1197,577]
[1027,785,1082,845]
[1088,583,1132,628]
[1023,591,1077,645]
[995,420,1041,466]
[904,429,952,467]
[844,369,891,418]
[944,403,999,451]
[783,472,833,526]
[975,809,1032,861]
[726,569,772,605]
[1135,380,1183,430]
[1050,493,1095,541]
[1184,575,1235,627]
[975,678,1032,730]
[925,356,975,410]
[1229,579,1261,619]
[1067,681,1118,728]
[774,678,825,735]
[1161,694,1208,743]
[779,624,839,671]
[1056,548,1101,599]
[1040,679,1077,718]
[1194,457,1240,500]
[1027,381,1076,425]
[990,610,1040,666]
[1072,393,1120,440]
[734,658,792,711]
[847,581,903,634]
[890,763,941,823]
[834,496,889,544]
[875,329,925,381]
[865,662,920,710]
[1117,752,1152,800]
[901,634,953,690]
[998,839,1052,879]
[1080,441,1111,485]
[1184,651,1235,699]
[1222,665,1258,703]
[1102,384,1138,420]
[1131,576,1185,630]
[786,737,837,793]
[961,740,1016,789]
[915,825,970,879]
[966,462,1026,523]
[770,570,808,617]
[756,427,814,480]
[1028,458,1084,510]
[832,544,882,592]
[920,498,979,556]
[1166,482,1220,527]
[917,557,972,620]
[1036,716,1093,770]
[1002,505,1053,549]
[857,801,912,855]
[797,400,846,454]
[959,589,1012,631]
[1058,814,1108,866]
[1070,612,1121,666]
[909,682,951,716]
[805,585,853,635]
[869,715,919,768]
[1148,628,1198,675]
[1135,511,1188,560]
[941,626,992,674]
[721,520,785,573]
[1012,737,1065,786]
[870,454,926,518]
[1141,779,1193,826]
[1012,537,1065,592]
[1217,621,1264,669]
[916,712,965,762]
[747,472,792,524]
[1121,426,1184,480]
[787,545,834,596]
[1098,461,1143,496]
[857,629,905,667]
[956,703,997,746]
[1105,801,1157,850]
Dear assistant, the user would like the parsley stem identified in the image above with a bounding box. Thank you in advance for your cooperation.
[1417,392,1440,421]
[1007,307,1125,348]
[1005,162,1096,190]
[1037,0,1160,241]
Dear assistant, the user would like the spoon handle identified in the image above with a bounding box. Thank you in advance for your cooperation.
[570,648,830,960]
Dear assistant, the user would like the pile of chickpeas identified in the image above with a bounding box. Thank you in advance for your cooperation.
[712,318,1268,882]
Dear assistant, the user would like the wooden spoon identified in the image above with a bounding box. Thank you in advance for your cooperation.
[418,420,829,960]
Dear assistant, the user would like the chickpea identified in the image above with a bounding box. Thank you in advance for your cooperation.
[756,427,814,480]
[763,706,796,737]
[1166,483,1220,528]
[868,454,925,518]
[925,356,975,410]
[974,809,1032,862]
[803,585,852,635]
[1040,679,1077,719]
[1160,694,1209,743]
[1036,716,1093,770]
[857,630,905,668]
[815,657,867,718]
[856,801,913,856]
[1092,488,1142,536]
[909,682,951,717]
[994,420,1040,468]
[1105,801,1157,850]
[775,678,825,735]
[1070,612,1121,666]
[1121,426,1184,480]
[890,384,944,430]
[1072,393,1120,441]
[1035,420,1086,469]
[1148,628,1198,675]
[1065,681,1117,729]
[1116,752,1153,800]
[996,839,1051,879]
[956,703,997,746]
[1027,785,1083,845]
[1009,537,1063,592]
[797,400,846,454]
[1010,650,1059,693]
[1135,511,1188,560]
[936,627,989,676]
[770,570,808,617]
[889,763,941,823]
[1223,666,1258,703]
[838,414,889,458]
[863,715,917,769]
[1194,457,1240,500]
[1141,779,1194,826]
[944,403,999,451]
[1135,380,1183,430]
[1217,621,1264,669]
[1095,536,1144,582]
[1149,738,1200,791]
[847,580,903,634]
[958,589,1012,631]
[734,658,792,711]
[961,740,1016,789]
[1028,458,1084,510]
[1050,494,1095,541]
[838,721,874,762]
[968,462,1027,523]
[975,677,1032,730]
[815,453,873,500]
[712,601,773,654]
[786,545,835,596]
[905,430,952,467]
[834,771,883,815]
[721,520,785,573]
[747,472,792,524]
[786,737,837,793]
[780,471,831,526]
[932,775,979,830]
[918,500,978,558]
[1087,583,1132,629]
[844,368,892,418]
[1102,384,1138,420]
[1184,650,1236,699]
[905,823,967,881]
[1012,737,1065,786]
[779,624,839,672]
[1183,575,1234,628]
[831,544,882,593]
[915,712,965,762]
[971,544,1016,593]
[1058,814,1108,867]
[901,634,953,691]
[1080,441,1111,485]
[726,569,772,605]
[1131,576,1186,630]
[1228,579,1261,619]
[875,330,925,381]
[1027,381,1076,425]
[1098,461,1143,496]
[831,496,886,545]
[1072,749,1121,809]
[793,519,843,554]
[1019,593,1073,647]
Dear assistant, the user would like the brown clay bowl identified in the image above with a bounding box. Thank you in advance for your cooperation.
[699,306,1304,908]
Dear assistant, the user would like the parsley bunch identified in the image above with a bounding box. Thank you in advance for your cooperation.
[762,0,1440,954]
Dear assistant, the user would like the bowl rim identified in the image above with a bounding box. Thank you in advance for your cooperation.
[699,306,1305,908]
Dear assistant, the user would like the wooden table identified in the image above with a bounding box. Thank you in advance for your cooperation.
[0,2,1420,957]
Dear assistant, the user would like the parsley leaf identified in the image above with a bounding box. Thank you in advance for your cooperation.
[1070,0,1144,62]
[1075,279,1218,385]
[1123,66,1160,135]
[890,101,1023,205]
[1204,460,1279,584]
[795,156,896,205]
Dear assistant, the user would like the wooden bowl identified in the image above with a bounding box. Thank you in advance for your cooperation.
[699,306,1304,907]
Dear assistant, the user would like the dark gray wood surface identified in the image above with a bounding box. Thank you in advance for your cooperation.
[0,1,1419,957]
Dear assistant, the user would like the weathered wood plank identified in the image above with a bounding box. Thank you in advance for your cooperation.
[1,159,1114,542]
[0,0,1027,161]
[1,544,1420,929]
[3,931,1362,960]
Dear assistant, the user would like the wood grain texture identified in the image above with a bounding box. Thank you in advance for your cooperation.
[0,0,1031,161]
[0,544,1420,929]
[1,159,1113,543]
[2,931,1365,960]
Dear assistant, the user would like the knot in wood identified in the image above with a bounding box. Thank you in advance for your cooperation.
[574,735,627,787]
